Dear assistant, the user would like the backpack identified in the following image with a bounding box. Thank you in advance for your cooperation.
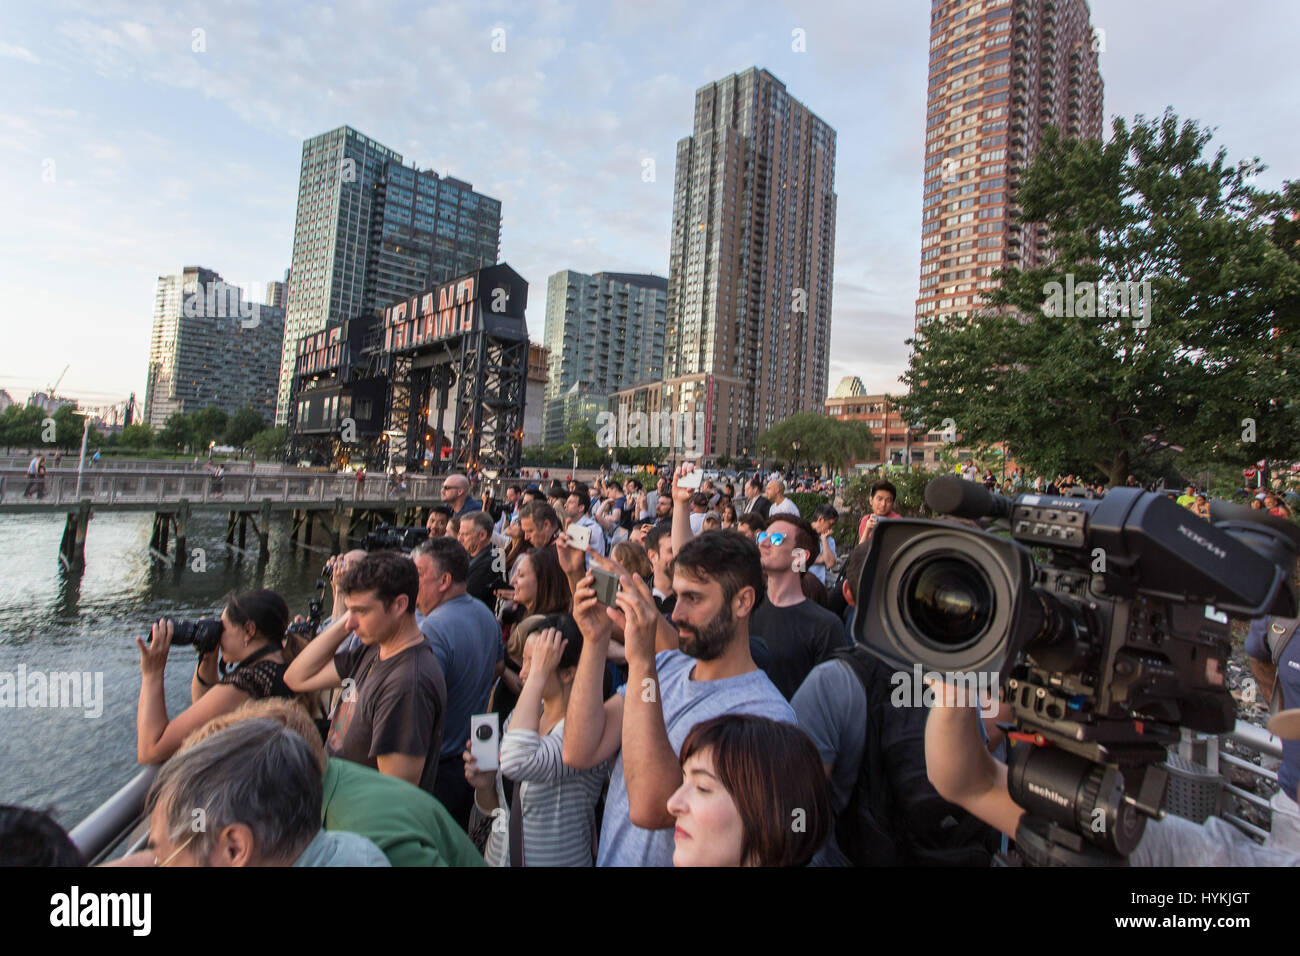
[833,647,1000,866]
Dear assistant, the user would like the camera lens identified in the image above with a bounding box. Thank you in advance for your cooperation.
[475,723,494,741]
[901,555,993,650]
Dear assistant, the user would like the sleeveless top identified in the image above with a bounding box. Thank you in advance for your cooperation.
[219,659,294,700]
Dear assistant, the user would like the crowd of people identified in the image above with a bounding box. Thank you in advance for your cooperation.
[6,463,1300,868]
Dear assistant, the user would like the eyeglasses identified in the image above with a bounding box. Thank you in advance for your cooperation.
[756,531,787,547]
[154,832,196,867]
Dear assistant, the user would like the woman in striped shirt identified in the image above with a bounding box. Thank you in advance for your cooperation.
[465,613,611,866]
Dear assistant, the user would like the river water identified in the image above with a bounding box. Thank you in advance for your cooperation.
[0,510,327,829]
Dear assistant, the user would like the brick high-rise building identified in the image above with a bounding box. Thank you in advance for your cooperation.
[630,67,836,463]
[915,0,1103,327]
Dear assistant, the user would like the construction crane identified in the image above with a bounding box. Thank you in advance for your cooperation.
[47,364,70,397]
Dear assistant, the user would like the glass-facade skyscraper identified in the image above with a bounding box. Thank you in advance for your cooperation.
[542,270,667,444]
[275,125,502,425]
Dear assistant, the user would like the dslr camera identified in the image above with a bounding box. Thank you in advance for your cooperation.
[165,617,224,655]
[855,475,1300,864]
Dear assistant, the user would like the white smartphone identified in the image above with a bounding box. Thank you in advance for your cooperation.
[565,522,591,551]
[678,468,704,490]
[470,713,500,772]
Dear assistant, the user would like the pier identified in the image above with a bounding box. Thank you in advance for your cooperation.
[0,465,448,567]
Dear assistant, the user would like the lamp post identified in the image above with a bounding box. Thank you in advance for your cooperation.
[571,443,579,476]
[791,439,801,483]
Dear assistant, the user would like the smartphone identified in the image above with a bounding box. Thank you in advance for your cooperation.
[592,566,621,607]
[679,468,704,490]
[470,713,500,772]
[566,522,592,551]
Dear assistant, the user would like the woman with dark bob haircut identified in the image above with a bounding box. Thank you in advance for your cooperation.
[136,589,311,764]
[668,714,830,867]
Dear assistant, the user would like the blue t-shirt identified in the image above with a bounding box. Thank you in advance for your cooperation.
[418,593,504,760]
[596,649,796,867]
[1246,616,1300,801]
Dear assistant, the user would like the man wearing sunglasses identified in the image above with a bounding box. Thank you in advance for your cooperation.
[751,515,851,699]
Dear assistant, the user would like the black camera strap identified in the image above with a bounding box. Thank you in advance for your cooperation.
[232,642,283,671]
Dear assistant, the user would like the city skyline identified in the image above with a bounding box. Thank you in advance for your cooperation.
[2,0,1298,411]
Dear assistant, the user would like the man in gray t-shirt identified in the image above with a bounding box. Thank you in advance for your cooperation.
[600,649,794,866]
[562,496,796,868]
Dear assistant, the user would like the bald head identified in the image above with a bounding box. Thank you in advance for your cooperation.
[441,473,471,512]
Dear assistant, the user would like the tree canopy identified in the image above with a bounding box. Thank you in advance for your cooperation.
[903,110,1300,486]
[755,411,873,476]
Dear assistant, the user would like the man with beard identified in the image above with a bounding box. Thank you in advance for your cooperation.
[563,487,794,867]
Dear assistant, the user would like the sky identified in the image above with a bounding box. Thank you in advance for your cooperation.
[1,0,1298,409]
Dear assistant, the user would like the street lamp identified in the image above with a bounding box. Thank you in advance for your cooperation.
[791,439,801,482]
[571,443,579,476]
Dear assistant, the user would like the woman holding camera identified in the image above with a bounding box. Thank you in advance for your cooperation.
[136,589,305,764]
[465,615,611,866]
[668,713,831,867]
[492,545,573,717]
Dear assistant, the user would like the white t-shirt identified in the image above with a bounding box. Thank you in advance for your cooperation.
[769,497,801,518]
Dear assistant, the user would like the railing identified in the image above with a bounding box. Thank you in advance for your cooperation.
[68,766,158,865]
[1218,722,1284,842]
[0,469,447,508]
[68,719,1284,864]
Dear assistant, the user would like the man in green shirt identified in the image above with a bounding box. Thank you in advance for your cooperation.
[322,755,484,867]
[1176,485,1197,509]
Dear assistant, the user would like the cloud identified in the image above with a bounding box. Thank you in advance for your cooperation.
[3,0,1299,410]
[0,41,40,63]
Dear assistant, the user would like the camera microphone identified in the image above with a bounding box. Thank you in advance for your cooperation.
[925,475,1013,521]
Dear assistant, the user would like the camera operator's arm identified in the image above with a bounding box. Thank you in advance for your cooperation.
[923,688,1024,843]
[283,614,351,694]
[562,575,625,769]
[136,619,251,765]
[618,573,680,830]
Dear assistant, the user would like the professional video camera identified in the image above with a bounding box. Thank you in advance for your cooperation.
[360,525,430,552]
[164,617,224,655]
[855,475,1300,865]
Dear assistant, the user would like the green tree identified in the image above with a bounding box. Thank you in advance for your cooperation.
[248,426,286,460]
[190,406,229,450]
[223,407,267,448]
[755,412,873,478]
[0,404,45,447]
[158,411,192,451]
[904,111,1300,486]
[118,423,155,450]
